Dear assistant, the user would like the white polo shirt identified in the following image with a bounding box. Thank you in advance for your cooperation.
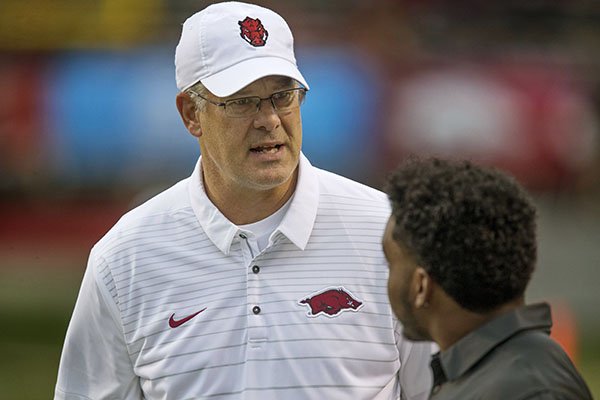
[55,153,433,400]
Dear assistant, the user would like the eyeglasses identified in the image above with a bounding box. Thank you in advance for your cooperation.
[187,87,307,118]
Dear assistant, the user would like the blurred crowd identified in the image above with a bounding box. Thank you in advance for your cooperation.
[1,0,600,201]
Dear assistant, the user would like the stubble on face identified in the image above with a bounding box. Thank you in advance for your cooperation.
[383,218,430,342]
[396,287,430,341]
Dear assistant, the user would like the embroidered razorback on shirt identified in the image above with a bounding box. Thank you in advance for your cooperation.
[298,287,363,317]
[238,16,268,47]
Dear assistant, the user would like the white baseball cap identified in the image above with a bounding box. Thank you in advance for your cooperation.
[175,1,309,97]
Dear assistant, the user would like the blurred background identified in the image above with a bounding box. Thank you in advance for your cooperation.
[1,0,599,398]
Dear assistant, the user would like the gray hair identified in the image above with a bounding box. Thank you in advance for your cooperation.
[186,81,210,112]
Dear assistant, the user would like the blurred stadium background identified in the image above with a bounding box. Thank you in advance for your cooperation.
[1,0,599,398]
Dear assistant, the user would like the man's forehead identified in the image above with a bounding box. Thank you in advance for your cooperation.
[233,76,295,97]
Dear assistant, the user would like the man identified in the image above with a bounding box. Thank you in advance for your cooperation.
[383,157,593,399]
[54,2,432,399]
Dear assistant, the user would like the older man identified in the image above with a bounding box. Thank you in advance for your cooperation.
[54,2,432,399]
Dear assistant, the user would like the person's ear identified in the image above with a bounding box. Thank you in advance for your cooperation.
[176,92,202,138]
[413,267,432,309]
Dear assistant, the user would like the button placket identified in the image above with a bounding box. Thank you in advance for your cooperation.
[249,263,261,317]
[239,231,266,347]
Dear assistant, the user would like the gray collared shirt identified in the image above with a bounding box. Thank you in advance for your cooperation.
[430,303,592,400]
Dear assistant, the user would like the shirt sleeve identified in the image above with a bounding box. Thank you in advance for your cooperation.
[395,319,436,400]
[54,253,142,400]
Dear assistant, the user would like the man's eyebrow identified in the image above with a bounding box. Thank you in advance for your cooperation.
[275,77,295,88]
[230,88,254,98]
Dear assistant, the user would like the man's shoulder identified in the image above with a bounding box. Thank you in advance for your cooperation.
[314,167,388,205]
[454,330,592,399]
[93,178,193,254]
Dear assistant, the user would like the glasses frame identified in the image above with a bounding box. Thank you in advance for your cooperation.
[187,87,307,118]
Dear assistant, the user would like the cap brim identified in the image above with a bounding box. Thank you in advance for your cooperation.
[197,57,309,98]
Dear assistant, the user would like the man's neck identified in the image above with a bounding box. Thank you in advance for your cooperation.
[202,170,298,225]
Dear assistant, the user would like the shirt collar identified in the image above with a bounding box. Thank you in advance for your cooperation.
[275,153,319,250]
[187,153,319,255]
[437,302,552,382]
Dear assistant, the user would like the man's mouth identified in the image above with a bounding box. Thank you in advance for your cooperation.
[250,144,282,153]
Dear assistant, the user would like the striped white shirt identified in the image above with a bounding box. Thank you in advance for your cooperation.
[55,153,433,400]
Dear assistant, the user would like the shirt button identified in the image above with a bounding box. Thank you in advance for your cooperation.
[239,233,247,239]
[252,306,261,314]
[252,265,260,274]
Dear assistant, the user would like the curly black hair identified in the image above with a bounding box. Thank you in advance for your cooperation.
[384,157,537,313]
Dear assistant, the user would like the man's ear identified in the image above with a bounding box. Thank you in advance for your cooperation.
[176,92,202,138]
[413,267,432,309]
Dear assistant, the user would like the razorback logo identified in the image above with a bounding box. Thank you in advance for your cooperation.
[238,16,268,47]
[299,287,363,317]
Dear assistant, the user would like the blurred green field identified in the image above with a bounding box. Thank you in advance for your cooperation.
[0,259,84,400]
[1,259,599,399]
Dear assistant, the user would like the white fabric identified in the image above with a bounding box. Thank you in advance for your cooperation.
[175,1,309,96]
[238,194,293,253]
[55,153,433,400]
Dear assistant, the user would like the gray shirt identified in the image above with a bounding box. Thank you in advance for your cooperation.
[430,303,592,400]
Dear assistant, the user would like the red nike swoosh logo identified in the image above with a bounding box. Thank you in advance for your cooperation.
[168,308,207,328]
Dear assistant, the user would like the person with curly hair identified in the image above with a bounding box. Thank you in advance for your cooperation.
[383,157,592,399]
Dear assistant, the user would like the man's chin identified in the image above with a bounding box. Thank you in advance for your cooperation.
[402,328,430,342]
[249,166,298,190]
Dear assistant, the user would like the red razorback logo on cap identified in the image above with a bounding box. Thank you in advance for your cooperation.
[299,287,363,317]
[238,16,268,47]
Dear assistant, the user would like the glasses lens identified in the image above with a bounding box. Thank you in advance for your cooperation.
[273,89,305,111]
[225,97,260,117]
[224,89,306,117]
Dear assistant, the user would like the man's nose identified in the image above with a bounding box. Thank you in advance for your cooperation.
[253,98,281,131]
